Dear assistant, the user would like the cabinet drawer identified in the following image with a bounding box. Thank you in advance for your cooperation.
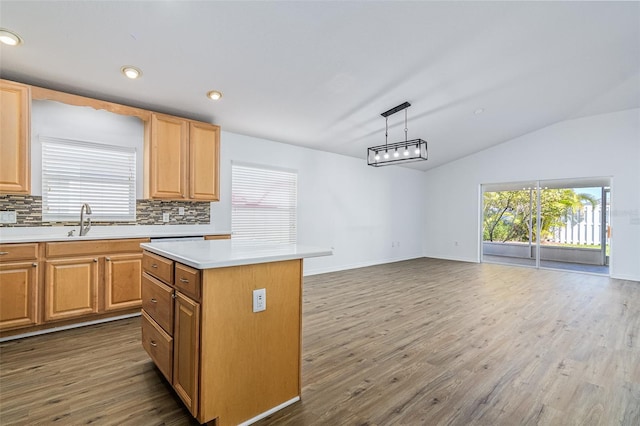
[0,243,38,262]
[142,251,173,284]
[175,263,201,301]
[46,239,148,258]
[142,272,174,334]
[141,310,173,383]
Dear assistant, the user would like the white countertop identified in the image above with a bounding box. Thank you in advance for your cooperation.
[141,240,332,269]
[0,225,231,243]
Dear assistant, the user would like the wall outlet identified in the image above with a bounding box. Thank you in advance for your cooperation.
[163,212,170,222]
[178,207,185,215]
[0,211,17,224]
[253,288,266,312]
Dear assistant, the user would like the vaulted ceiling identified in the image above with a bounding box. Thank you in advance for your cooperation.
[1,1,638,171]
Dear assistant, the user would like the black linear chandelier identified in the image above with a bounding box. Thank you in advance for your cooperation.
[367,102,428,167]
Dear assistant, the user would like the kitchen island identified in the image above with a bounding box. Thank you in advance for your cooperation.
[140,240,331,426]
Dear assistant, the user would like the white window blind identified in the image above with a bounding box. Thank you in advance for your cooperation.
[232,163,297,244]
[41,136,136,222]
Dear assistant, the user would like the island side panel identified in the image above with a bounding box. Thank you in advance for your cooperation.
[199,259,302,425]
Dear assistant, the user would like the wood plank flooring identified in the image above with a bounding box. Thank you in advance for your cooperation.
[1,258,639,425]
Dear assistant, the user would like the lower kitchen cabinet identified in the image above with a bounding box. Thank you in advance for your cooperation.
[0,238,150,337]
[141,249,304,426]
[0,243,39,330]
[141,310,173,382]
[45,257,99,321]
[173,291,200,416]
[44,239,148,323]
[141,250,202,418]
[104,253,143,311]
[0,261,38,330]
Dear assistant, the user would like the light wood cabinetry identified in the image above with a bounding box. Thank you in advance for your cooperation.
[44,239,148,322]
[104,253,143,311]
[148,114,188,199]
[173,292,200,416]
[0,243,39,330]
[0,79,31,194]
[147,113,220,201]
[141,273,174,333]
[141,251,201,417]
[189,121,220,201]
[45,257,99,321]
[141,310,173,382]
[141,250,303,426]
[204,234,231,240]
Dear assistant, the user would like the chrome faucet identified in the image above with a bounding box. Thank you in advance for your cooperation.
[79,203,92,236]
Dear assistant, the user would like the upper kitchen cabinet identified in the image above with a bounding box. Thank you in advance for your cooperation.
[0,80,31,194]
[189,121,220,201]
[146,113,220,201]
[148,113,189,199]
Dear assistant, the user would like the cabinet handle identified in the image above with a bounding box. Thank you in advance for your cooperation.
[179,277,189,284]
[172,293,177,299]
[106,257,111,261]
[151,264,158,269]
[93,258,98,262]
[150,298,157,303]
[0,252,8,255]
[32,263,37,267]
[150,341,157,347]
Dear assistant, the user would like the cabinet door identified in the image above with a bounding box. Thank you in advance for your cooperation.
[189,121,220,201]
[0,261,38,330]
[173,292,200,417]
[149,113,188,199]
[45,257,99,321]
[104,253,143,311]
[0,80,30,194]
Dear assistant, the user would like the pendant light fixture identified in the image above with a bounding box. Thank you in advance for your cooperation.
[367,102,427,167]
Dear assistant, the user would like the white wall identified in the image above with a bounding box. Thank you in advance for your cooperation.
[30,100,144,197]
[211,132,426,275]
[422,108,640,281]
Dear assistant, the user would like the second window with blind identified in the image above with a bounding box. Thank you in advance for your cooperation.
[231,163,298,244]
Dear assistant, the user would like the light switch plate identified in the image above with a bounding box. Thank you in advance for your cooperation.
[0,211,17,224]
[162,212,170,222]
[253,288,266,312]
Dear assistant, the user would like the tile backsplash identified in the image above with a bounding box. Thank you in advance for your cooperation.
[0,195,210,227]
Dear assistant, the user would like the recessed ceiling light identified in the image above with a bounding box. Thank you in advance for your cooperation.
[207,90,223,101]
[474,108,485,115]
[0,29,23,46]
[121,66,142,79]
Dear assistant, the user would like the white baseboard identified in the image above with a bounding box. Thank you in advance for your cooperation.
[0,312,142,342]
[238,396,300,426]
[303,254,424,276]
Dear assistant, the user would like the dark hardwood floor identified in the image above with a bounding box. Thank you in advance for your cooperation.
[1,258,639,425]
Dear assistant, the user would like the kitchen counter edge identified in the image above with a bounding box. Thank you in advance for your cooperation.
[0,227,231,243]
[141,240,332,269]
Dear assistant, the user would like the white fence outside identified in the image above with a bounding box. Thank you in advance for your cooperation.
[550,204,608,246]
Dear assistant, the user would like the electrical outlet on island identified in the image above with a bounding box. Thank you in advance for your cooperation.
[253,288,266,312]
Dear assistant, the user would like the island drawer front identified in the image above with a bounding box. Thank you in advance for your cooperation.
[0,243,38,262]
[142,273,174,335]
[174,263,201,301]
[142,251,173,284]
[141,310,173,383]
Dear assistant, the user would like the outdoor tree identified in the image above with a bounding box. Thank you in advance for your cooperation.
[483,189,597,243]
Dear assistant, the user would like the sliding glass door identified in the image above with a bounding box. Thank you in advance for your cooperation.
[482,181,538,268]
[482,178,610,275]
